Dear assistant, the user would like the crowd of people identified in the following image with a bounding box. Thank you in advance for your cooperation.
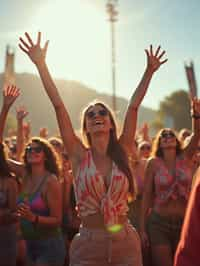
[0,32,200,266]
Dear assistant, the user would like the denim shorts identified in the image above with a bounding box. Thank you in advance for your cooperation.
[26,235,66,266]
[147,211,183,252]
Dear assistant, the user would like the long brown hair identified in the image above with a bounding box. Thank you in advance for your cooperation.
[23,137,61,177]
[0,143,13,179]
[151,128,182,158]
[81,101,134,194]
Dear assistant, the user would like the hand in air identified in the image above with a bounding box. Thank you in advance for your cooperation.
[3,85,20,108]
[19,32,49,66]
[145,45,168,73]
[191,97,200,116]
[16,106,29,121]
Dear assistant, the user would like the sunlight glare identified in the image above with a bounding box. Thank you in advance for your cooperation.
[31,0,111,83]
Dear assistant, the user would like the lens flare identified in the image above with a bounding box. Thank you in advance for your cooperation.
[107,224,123,233]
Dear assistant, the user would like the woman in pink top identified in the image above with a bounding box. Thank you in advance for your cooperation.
[140,108,200,266]
[18,31,167,266]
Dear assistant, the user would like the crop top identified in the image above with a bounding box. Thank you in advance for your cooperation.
[74,150,129,227]
[154,157,193,207]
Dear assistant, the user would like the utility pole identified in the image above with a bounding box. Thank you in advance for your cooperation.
[106,0,118,113]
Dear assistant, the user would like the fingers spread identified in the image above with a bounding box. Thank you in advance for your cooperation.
[155,46,161,57]
[43,40,49,54]
[150,45,153,56]
[19,44,29,54]
[158,50,166,59]
[19,37,30,50]
[37,31,41,45]
[25,32,34,46]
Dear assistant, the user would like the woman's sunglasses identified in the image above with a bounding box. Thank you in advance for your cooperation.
[160,132,175,138]
[26,146,43,154]
[140,145,151,151]
[50,141,62,147]
[86,109,108,119]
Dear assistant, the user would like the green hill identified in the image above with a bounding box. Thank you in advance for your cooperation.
[0,73,156,136]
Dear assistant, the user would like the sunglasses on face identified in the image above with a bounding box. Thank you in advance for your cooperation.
[140,145,151,151]
[160,131,175,138]
[26,146,43,154]
[50,141,62,147]
[86,109,108,119]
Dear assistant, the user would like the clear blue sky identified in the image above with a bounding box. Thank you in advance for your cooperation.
[0,0,200,110]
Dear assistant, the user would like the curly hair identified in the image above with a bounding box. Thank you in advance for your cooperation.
[151,128,183,158]
[23,137,61,177]
[81,100,134,194]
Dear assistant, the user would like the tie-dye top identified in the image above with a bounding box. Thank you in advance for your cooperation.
[74,150,129,227]
[154,157,193,207]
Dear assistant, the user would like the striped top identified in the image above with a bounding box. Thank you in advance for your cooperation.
[74,150,129,227]
[154,157,193,207]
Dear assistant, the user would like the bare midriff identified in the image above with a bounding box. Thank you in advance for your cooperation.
[81,213,128,229]
[154,198,186,218]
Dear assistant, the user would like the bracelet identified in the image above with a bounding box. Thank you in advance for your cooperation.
[191,114,200,119]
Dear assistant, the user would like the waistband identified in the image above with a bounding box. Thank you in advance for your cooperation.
[79,222,133,263]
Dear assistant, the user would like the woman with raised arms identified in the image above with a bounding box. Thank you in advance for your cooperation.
[19,32,167,266]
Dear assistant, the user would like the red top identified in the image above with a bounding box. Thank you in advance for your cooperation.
[154,157,192,207]
[174,168,200,266]
[74,150,129,227]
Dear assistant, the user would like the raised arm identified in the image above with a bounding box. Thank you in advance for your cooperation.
[15,106,28,161]
[183,97,200,158]
[18,32,85,162]
[0,86,25,176]
[140,158,155,248]
[119,45,167,150]
[0,85,20,142]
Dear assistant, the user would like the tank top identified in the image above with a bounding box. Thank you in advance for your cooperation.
[17,175,61,240]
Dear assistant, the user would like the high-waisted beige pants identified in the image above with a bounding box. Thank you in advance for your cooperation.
[69,222,143,266]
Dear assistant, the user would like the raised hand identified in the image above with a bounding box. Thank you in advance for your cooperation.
[23,121,31,141]
[145,45,168,73]
[16,106,28,121]
[3,85,20,108]
[19,32,49,66]
[191,97,200,116]
[39,127,48,139]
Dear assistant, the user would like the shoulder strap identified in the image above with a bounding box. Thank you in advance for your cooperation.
[32,174,49,197]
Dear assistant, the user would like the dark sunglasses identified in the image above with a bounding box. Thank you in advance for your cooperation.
[86,109,108,119]
[161,131,175,138]
[26,146,43,154]
[50,141,62,147]
[140,145,151,150]
[10,145,17,153]
[62,152,69,160]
